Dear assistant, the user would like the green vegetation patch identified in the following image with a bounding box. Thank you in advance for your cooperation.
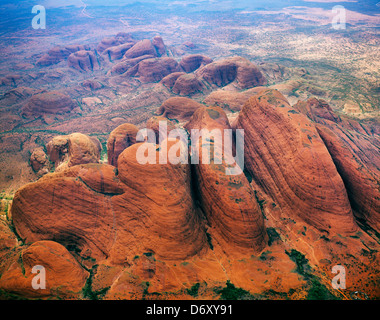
[82,265,110,300]
[214,280,254,300]
[307,278,338,300]
[267,227,281,246]
[285,249,310,275]
[186,283,200,297]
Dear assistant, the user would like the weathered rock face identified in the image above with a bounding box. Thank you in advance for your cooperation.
[112,140,207,263]
[97,37,121,53]
[46,133,101,170]
[197,59,237,87]
[102,42,136,61]
[123,39,157,59]
[68,50,100,72]
[160,72,186,89]
[67,133,101,167]
[126,57,180,82]
[179,54,213,73]
[0,219,17,260]
[30,147,49,175]
[203,87,265,111]
[172,73,205,96]
[235,89,357,234]
[22,91,75,117]
[316,125,380,232]
[294,98,340,123]
[11,143,207,265]
[110,54,154,75]
[293,98,380,233]
[0,241,88,298]
[184,105,231,132]
[97,33,134,53]
[152,36,166,56]
[11,165,122,261]
[146,116,176,144]
[0,74,22,87]
[196,56,266,89]
[36,45,90,66]
[42,163,125,195]
[232,56,267,89]
[46,135,70,167]
[107,123,139,167]
[81,79,103,90]
[0,87,39,106]
[157,97,204,121]
[185,106,268,255]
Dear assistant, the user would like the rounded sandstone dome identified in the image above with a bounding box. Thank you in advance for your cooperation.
[68,50,100,72]
[22,91,75,117]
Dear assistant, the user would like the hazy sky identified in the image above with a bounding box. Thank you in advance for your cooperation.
[38,0,377,9]
[1,0,379,16]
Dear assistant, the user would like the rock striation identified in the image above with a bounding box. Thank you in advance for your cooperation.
[107,123,139,167]
[196,56,266,89]
[97,33,134,53]
[46,133,101,170]
[0,241,88,298]
[68,50,101,72]
[36,45,90,66]
[179,54,213,73]
[294,98,380,232]
[125,57,180,82]
[235,89,357,234]
[184,106,268,255]
[11,142,207,265]
[172,73,205,96]
[123,39,158,59]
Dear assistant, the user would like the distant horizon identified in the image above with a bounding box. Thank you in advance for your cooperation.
[1,0,379,13]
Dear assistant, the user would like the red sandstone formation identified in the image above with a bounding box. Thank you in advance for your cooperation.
[179,54,213,73]
[97,33,134,53]
[157,97,204,121]
[68,50,101,72]
[126,57,180,82]
[172,73,205,96]
[110,55,155,75]
[123,39,158,59]
[107,123,139,167]
[160,72,186,89]
[81,79,103,90]
[185,106,268,255]
[203,87,266,111]
[152,36,167,56]
[0,241,88,298]
[146,116,176,144]
[30,147,49,175]
[11,141,207,265]
[22,91,76,117]
[102,42,136,61]
[294,98,380,233]
[36,45,90,66]
[46,133,101,170]
[235,89,358,234]
[196,56,266,89]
